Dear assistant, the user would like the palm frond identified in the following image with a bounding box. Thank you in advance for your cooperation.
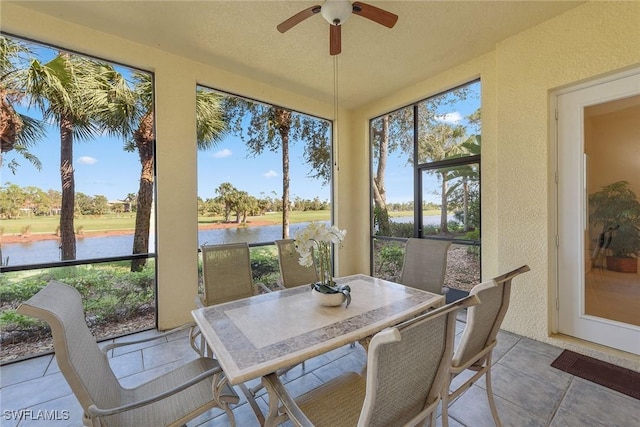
[196,88,227,149]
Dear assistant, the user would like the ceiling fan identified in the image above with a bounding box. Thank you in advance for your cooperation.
[277,0,398,55]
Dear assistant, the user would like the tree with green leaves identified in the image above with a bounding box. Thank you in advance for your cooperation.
[446,109,481,231]
[371,86,475,236]
[223,97,331,238]
[96,73,228,271]
[215,182,237,223]
[418,122,468,233]
[0,37,46,174]
[12,48,110,260]
[371,107,413,235]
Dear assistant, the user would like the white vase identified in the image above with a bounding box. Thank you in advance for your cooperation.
[311,288,345,307]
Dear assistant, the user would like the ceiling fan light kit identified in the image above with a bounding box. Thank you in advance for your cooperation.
[321,0,353,25]
[277,0,398,55]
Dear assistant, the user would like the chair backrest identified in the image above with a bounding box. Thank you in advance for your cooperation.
[359,295,480,427]
[201,242,255,305]
[451,265,530,368]
[399,238,452,294]
[275,239,319,288]
[17,280,122,415]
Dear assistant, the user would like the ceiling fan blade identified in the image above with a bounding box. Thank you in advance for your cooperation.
[277,5,322,33]
[330,24,341,55]
[352,1,398,28]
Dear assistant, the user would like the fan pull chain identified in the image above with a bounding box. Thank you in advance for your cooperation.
[333,54,339,172]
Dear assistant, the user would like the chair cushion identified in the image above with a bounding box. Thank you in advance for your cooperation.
[106,357,238,426]
[296,372,365,427]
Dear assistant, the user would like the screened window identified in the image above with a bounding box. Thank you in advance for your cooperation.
[0,34,157,362]
[195,87,332,243]
[195,86,333,290]
[370,81,481,294]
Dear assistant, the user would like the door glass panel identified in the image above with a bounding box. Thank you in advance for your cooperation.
[585,95,640,326]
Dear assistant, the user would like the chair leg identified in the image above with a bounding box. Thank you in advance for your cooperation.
[441,378,451,427]
[484,355,502,427]
[189,326,205,357]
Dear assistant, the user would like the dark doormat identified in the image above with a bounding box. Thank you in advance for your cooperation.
[551,349,640,400]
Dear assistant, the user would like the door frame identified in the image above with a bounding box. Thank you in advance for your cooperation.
[551,66,640,354]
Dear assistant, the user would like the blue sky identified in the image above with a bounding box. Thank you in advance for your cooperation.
[197,133,330,202]
[2,37,479,206]
[2,94,477,204]
[1,118,331,202]
[1,39,330,202]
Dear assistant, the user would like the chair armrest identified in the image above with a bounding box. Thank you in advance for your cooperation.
[195,294,206,308]
[255,282,272,294]
[275,277,287,290]
[263,373,314,427]
[101,323,194,354]
[87,365,223,418]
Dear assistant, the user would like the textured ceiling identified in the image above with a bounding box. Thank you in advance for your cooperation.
[9,1,583,109]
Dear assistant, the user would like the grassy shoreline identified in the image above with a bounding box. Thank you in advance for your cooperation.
[0,209,427,236]
[0,210,331,235]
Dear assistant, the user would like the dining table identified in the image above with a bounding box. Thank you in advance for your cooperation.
[191,273,445,425]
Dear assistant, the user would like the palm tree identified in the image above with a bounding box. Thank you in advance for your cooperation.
[446,135,480,231]
[14,49,103,260]
[0,36,46,173]
[97,72,227,271]
[418,123,467,233]
[215,182,237,223]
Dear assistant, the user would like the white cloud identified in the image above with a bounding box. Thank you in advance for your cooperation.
[77,156,97,165]
[212,148,232,158]
[263,170,278,178]
[435,112,462,124]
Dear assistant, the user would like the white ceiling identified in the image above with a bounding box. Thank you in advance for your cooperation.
[10,1,583,109]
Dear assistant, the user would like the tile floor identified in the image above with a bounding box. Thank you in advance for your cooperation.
[1,314,639,427]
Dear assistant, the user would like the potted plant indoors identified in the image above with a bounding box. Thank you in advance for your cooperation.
[589,180,640,273]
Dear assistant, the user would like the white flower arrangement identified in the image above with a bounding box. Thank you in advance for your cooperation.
[294,222,347,287]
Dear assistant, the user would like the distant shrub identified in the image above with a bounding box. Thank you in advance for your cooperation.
[0,310,43,330]
[374,240,405,281]
[465,229,480,257]
[0,279,46,304]
[20,225,32,236]
[250,247,280,286]
[389,221,414,238]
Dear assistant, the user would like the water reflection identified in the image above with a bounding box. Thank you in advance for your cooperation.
[2,217,445,267]
[2,222,319,267]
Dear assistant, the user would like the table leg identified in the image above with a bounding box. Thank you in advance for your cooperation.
[238,383,266,426]
[262,376,287,427]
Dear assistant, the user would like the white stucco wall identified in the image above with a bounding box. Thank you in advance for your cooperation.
[350,1,640,368]
[494,1,639,369]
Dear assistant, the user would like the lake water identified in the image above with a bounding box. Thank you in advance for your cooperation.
[2,216,446,267]
[1,222,320,267]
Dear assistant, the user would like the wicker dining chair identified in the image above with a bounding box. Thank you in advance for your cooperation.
[191,242,271,355]
[400,238,452,295]
[262,295,480,427]
[192,242,271,424]
[199,242,270,306]
[441,265,531,427]
[17,280,239,427]
[275,239,319,289]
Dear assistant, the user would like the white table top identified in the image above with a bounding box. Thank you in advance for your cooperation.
[191,274,445,385]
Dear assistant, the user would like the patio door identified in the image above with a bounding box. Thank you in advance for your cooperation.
[556,68,640,355]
